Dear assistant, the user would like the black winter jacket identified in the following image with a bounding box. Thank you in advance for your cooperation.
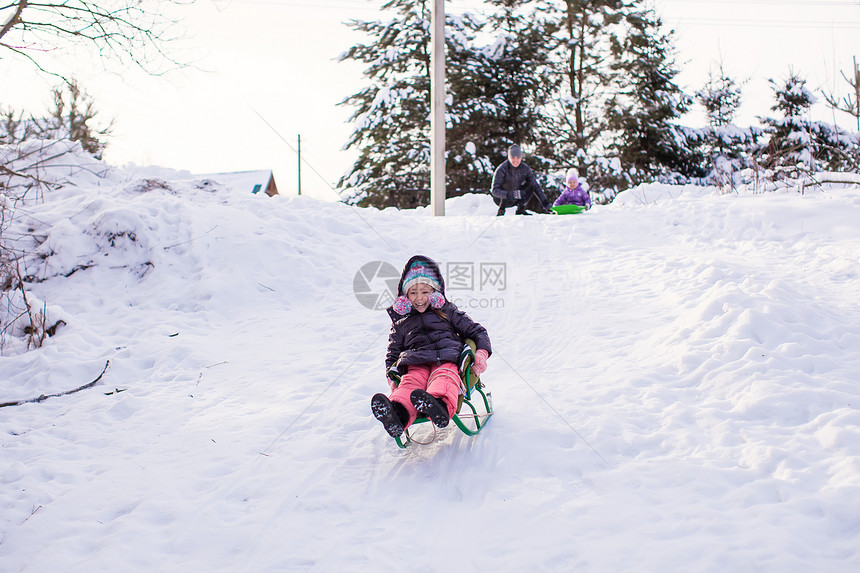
[385,255,492,372]
[491,159,543,203]
[385,302,492,371]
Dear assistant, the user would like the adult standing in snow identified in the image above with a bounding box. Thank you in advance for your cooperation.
[491,144,554,216]
[553,168,592,210]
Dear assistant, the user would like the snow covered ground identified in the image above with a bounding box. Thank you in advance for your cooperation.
[2,142,859,571]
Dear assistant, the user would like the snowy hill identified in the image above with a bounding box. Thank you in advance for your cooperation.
[2,143,859,571]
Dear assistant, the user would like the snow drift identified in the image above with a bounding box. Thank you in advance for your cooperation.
[1,143,859,571]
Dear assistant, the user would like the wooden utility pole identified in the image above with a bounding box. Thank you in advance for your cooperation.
[430,0,445,216]
[297,134,302,196]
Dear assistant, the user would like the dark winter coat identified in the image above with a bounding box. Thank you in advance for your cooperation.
[491,159,551,209]
[385,255,492,372]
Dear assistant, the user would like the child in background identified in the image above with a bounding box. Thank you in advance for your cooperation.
[371,255,492,438]
[553,168,592,210]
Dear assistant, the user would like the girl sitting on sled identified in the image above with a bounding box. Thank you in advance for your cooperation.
[553,168,592,210]
[371,255,492,438]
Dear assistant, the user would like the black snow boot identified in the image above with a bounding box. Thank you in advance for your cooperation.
[371,393,407,438]
[410,389,450,428]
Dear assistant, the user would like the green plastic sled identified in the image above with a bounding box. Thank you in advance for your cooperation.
[551,204,586,215]
[394,339,494,448]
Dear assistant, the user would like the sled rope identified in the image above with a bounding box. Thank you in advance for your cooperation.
[409,424,437,445]
[460,411,492,423]
[407,409,492,446]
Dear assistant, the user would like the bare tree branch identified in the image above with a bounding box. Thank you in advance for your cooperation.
[0,1,26,40]
[0,0,194,76]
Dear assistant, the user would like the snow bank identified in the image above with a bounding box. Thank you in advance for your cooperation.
[1,147,859,571]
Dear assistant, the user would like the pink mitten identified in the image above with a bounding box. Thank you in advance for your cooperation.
[473,349,489,376]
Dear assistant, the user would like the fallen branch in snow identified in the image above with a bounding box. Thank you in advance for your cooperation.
[0,360,110,408]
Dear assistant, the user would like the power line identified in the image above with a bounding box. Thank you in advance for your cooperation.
[669,16,860,29]
[660,0,857,5]
[209,0,380,10]
[208,0,494,13]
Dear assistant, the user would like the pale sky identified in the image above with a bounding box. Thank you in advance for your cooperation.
[3,0,859,200]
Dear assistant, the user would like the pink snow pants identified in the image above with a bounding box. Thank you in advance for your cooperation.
[389,362,461,428]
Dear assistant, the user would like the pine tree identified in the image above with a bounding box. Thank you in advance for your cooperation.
[338,1,498,207]
[694,62,762,181]
[442,13,502,195]
[760,70,859,173]
[760,70,818,170]
[337,0,435,208]
[338,0,571,206]
[474,0,560,179]
[551,0,634,166]
[603,7,700,188]
[697,63,742,129]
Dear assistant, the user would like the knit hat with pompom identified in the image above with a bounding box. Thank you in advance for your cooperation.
[401,261,442,294]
